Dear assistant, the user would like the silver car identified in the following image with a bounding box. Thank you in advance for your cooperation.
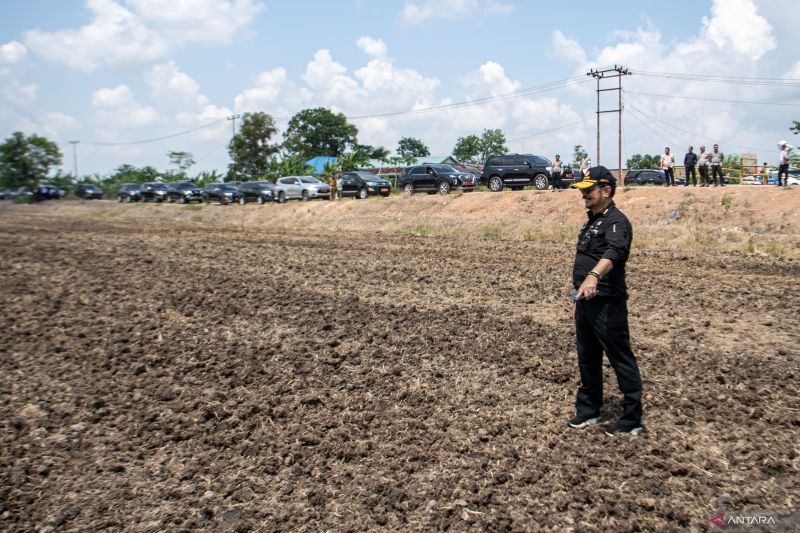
[273,176,331,203]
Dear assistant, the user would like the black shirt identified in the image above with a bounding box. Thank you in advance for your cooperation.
[572,201,633,298]
[684,152,698,167]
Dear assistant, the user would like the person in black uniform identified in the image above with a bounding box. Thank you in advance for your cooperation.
[567,166,644,436]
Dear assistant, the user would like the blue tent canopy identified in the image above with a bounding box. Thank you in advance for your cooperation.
[305,156,338,175]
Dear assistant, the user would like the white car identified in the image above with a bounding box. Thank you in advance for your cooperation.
[741,175,764,185]
[787,176,800,186]
[273,176,332,203]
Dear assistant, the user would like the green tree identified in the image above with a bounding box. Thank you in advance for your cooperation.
[283,107,358,159]
[626,153,661,170]
[477,128,508,163]
[339,150,371,172]
[229,111,280,181]
[723,153,741,177]
[355,144,390,161]
[397,136,430,158]
[572,145,586,166]
[193,169,223,187]
[167,150,195,174]
[452,134,481,164]
[790,120,799,135]
[0,131,62,188]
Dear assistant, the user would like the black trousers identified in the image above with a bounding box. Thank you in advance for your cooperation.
[575,296,643,429]
[685,166,696,185]
[664,167,674,186]
[711,165,724,185]
[699,166,709,185]
[552,171,562,189]
[778,164,789,186]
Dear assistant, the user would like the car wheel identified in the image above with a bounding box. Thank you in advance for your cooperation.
[438,181,451,195]
[118,195,123,203]
[180,196,188,204]
[278,191,286,204]
[257,196,265,205]
[141,196,147,203]
[358,188,368,199]
[488,176,504,192]
[302,190,310,201]
[533,174,549,190]
[403,183,414,195]
[168,196,174,203]
[239,196,246,205]
[125,196,132,203]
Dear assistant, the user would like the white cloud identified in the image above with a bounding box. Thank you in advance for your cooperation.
[356,36,388,59]
[0,41,27,64]
[24,0,263,71]
[91,84,159,127]
[145,61,209,107]
[550,31,587,65]
[401,0,511,24]
[234,67,289,112]
[2,81,38,106]
[702,0,775,60]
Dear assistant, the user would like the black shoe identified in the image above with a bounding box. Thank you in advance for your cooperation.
[602,422,644,436]
[568,415,601,429]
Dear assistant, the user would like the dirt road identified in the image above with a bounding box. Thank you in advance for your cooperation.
[1,198,798,531]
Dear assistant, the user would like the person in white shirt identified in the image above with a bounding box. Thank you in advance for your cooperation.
[777,140,794,187]
[660,147,675,187]
[552,154,563,191]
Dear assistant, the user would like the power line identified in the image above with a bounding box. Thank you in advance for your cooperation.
[345,76,592,120]
[626,90,800,108]
[624,101,690,151]
[507,116,593,143]
[80,119,225,146]
[634,70,800,87]
[624,99,773,153]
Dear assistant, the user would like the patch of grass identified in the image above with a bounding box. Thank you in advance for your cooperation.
[191,215,203,222]
[183,204,203,211]
[481,224,503,240]
[742,238,756,254]
[412,225,433,237]
[13,195,31,204]
[720,193,732,211]
[763,241,785,257]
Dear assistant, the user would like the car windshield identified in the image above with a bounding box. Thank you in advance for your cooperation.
[431,164,457,173]
[358,174,381,180]
[151,183,166,190]
[177,183,196,189]
[84,185,100,190]
[252,181,274,187]
[299,176,322,184]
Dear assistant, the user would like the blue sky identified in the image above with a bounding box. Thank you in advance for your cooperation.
[1,0,799,176]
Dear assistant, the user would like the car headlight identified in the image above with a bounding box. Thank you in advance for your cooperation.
[366,181,379,186]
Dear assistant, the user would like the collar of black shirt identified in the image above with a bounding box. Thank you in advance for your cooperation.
[585,200,616,221]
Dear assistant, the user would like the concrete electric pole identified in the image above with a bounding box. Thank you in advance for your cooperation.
[587,66,631,179]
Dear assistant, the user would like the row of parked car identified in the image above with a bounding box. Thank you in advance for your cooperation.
[0,185,66,201]
[111,173,396,205]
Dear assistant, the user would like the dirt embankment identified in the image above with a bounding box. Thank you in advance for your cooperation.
[0,197,798,531]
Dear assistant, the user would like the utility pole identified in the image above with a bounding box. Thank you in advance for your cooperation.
[68,140,79,180]
[587,66,631,179]
[227,114,241,181]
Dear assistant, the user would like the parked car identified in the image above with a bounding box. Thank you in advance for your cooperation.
[480,154,552,191]
[273,176,331,203]
[338,171,392,198]
[166,182,203,203]
[461,172,478,192]
[141,182,169,202]
[7,186,32,199]
[399,164,470,195]
[75,183,104,199]
[203,183,242,205]
[117,183,142,202]
[238,181,275,204]
[0,188,10,199]
[31,185,64,201]
[624,169,667,185]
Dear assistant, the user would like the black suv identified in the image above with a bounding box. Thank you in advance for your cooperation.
[75,183,103,199]
[339,172,392,198]
[117,183,142,202]
[166,182,203,203]
[399,164,469,195]
[141,182,168,202]
[203,183,242,205]
[238,181,274,204]
[481,154,552,191]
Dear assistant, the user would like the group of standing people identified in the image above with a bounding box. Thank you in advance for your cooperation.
[660,144,726,187]
[551,153,592,191]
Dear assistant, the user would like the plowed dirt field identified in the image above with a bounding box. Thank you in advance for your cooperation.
[1,190,798,532]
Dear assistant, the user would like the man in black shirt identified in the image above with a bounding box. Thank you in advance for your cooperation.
[684,146,698,187]
[567,166,644,436]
